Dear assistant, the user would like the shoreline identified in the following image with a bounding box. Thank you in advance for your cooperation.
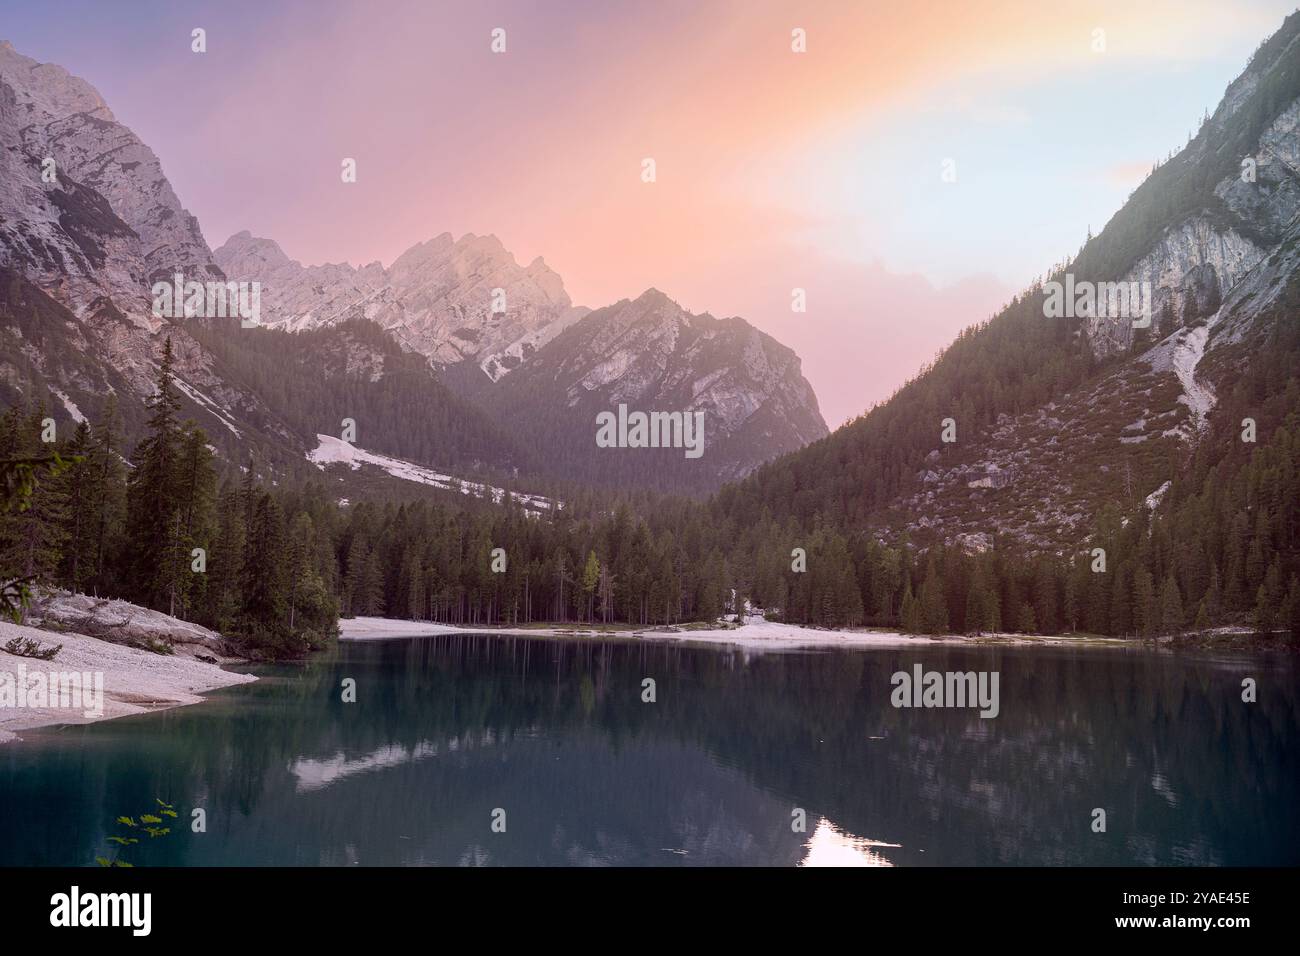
[338,615,1136,651]
[1,619,256,743]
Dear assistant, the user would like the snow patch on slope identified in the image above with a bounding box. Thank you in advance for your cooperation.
[1145,480,1172,511]
[172,377,242,437]
[1169,324,1215,434]
[51,388,86,424]
[307,435,555,513]
[1149,310,1221,439]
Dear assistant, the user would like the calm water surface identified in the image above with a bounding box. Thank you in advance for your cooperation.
[1,635,1296,866]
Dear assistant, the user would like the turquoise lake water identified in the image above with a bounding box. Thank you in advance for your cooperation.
[1,634,1295,866]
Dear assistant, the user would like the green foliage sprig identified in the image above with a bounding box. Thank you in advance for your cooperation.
[96,799,178,867]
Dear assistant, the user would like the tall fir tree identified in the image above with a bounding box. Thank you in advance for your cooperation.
[125,338,186,613]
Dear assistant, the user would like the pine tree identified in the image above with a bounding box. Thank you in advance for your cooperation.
[173,425,215,618]
[1110,565,1132,636]
[1193,598,1210,635]
[918,558,948,634]
[598,563,616,624]
[581,550,600,622]
[1133,567,1157,637]
[361,550,385,616]
[900,579,921,633]
[338,533,362,616]
[284,511,336,645]
[1282,575,1300,642]
[1254,559,1284,635]
[964,564,999,634]
[1159,573,1184,636]
[1032,559,1059,633]
[1204,563,1223,626]
[0,406,69,620]
[125,338,186,612]
[1063,567,1079,633]
[241,493,290,650]
[87,396,127,597]
[58,421,95,592]
[206,489,246,633]
[552,549,568,623]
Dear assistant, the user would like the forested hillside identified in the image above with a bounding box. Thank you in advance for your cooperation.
[187,316,530,479]
[4,313,1296,646]
[712,288,1101,528]
[1,340,338,656]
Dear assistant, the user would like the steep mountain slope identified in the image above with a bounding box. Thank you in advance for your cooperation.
[0,266,147,435]
[488,289,828,492]
[0,60,160,396]
[717,12,1300,554]
[0,39,219,291]
[0,40,266,454]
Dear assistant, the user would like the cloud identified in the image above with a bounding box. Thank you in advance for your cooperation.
[1103,161,1157,189]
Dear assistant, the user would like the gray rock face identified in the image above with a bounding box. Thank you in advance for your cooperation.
[1216,98,1300,234]
[0,42,227,408]
[0,76,148,326]
[1083,31,1300,360]
[550,289,826,452]
[0,40,219,289]
[1087,217,1262,358]
[387,233,586,372]
[491,288,829,484]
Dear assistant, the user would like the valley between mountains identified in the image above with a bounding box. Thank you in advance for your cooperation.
[2,16,1299,656]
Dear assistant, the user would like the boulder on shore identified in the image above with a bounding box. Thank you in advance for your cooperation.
[27,592,234,659]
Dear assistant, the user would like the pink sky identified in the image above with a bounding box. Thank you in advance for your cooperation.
[7,0,1290,425]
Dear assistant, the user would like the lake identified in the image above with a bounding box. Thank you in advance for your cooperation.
[1,634,1296,866]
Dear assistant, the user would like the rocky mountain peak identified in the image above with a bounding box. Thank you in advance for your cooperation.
[212,223,584,373]
[484,289,828,488]
[213,232,316,278]
[1217,23,1300,124]
[212,231,296,277]
[633,287,672,306]
[0,40,217,287]
[0,39,111,118]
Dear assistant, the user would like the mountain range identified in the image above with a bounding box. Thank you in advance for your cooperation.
[0,37,827,496]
